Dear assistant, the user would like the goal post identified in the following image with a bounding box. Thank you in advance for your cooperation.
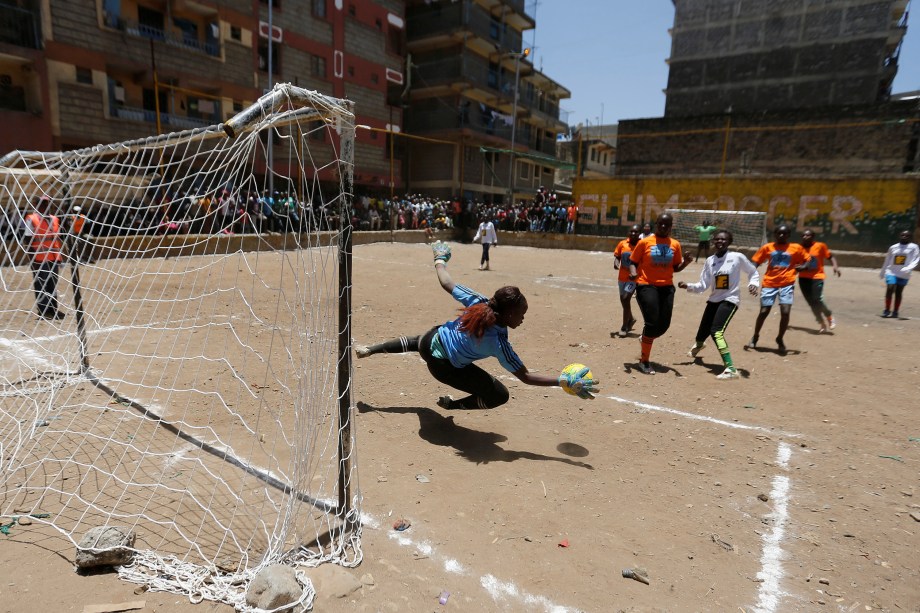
[0,83,359,609]
[665,207,768,249]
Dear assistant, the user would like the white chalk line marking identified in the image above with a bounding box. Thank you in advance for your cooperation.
[361,511,575,613]
[606,395,798,612]
[753,442,793,613]
[606,394,801,438]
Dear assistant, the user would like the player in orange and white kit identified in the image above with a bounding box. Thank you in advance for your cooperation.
[797,229,840,333]
[746,225,810,354]
[628,214,693,374]
[612,224,641,337]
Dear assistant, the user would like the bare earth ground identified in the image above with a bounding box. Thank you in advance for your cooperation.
[2,239,919,613]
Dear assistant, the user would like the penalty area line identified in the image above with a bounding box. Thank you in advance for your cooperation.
[605,394,798,613]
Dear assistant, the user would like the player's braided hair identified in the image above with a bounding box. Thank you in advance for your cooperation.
[457,286,525,338]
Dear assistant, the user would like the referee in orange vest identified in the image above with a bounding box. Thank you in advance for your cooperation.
[22,195,65,320]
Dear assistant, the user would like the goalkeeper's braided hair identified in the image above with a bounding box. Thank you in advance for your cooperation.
[458,286,525,338]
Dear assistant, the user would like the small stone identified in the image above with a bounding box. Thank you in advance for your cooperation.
[17,517,31,526]
[758,494,769,502]
[909,512,920,522]
[819,578,830,585]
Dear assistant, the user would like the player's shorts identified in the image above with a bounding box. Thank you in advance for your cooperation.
[761,284,794,306]
[618,281,637,299]
[885,275,909,287]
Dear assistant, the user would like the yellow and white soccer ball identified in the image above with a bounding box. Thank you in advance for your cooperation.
[560,363,593,396]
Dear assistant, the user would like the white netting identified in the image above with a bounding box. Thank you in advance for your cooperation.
[665,207,767,248]
[0,83,360,611]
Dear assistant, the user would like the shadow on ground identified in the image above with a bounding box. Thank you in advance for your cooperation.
[357,402,593,469]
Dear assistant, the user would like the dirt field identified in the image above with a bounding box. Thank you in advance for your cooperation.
[2,239,918,613]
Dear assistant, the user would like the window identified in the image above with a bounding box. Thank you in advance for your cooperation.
[519,161,530,180]
[137,6,165,39]
[308,120,326,142]
[370,73,378,84]
[312,0,326,18]
[375,18,382,30]
[260,0,281,7]
[387,26,404,55]
[76,67,93,85]
[230,26,242,41]
[487,63,499,89]
[258,41,282,75]
[348,4,356,16]
[311,55,326,79]
[590,149,597,162]
[347,65,355,77]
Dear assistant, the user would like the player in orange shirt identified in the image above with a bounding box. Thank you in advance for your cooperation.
[612,224,642,337]
[798,229,840,333]
[628,214,693,374]
[745,225,811,355]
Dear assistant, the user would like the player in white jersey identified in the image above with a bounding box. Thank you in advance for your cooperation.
[678,230,760,379]
[880,230,920,318]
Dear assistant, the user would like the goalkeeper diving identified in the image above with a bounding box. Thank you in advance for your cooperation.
[355,241,600,409]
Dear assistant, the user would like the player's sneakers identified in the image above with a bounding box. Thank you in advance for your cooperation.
[891,311,899,319]
[688,342,705,358]
[827,315,836,330]
[354,345,371,358]
[637,361,655,375]
[744,336,758,350]
[437,395,457,410]
[882,310,891,318]
[618,327,629,338]
[776,337,787,356]
[716,367,739,380]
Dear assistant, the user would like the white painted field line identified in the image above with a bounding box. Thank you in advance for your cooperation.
[607,394,798,613]
[605,394,802,438]
[753,442,793,613]
[363,512,575,613]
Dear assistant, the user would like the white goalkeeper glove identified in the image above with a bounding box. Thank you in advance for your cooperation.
[558,366,599,400]
[432,240,451,264]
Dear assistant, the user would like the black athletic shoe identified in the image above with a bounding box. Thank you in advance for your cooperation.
[744,336,758,350]
[776,337,787,355]
[637,361,655,375]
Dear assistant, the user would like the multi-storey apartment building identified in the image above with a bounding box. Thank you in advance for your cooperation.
[404,0,570,203]
[0,0,405,193]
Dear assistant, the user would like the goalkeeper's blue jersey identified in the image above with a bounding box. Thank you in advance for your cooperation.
[436,285,525,373]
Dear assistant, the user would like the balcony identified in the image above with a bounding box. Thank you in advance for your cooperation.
[113,105,214,129]
[407,0,526,53]
[0,5,41,49]
[107,15,220,57]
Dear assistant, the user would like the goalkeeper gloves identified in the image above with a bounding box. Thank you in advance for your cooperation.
[432,240,451,264]
[558,366,599,400]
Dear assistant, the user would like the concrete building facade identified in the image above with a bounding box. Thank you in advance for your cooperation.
[665,0,910,117]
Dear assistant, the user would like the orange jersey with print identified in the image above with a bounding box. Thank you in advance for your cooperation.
[798,242,831,280]
[629,236,683,286]
[752,242,810,287]
[613,239,638,283]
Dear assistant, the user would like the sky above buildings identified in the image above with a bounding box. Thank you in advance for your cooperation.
[531,0,920,128]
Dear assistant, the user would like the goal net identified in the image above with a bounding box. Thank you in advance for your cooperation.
[665,208,767,249]
[0,83,359,610]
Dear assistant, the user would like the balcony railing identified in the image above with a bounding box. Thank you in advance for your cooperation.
[407,0,524,50]
[107,16,220,57]
[0,5,41,49]
[113,105,214,129]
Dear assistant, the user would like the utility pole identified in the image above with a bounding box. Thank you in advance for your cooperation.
[507,47,529,205]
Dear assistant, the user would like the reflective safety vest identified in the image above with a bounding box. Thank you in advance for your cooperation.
[24,213,63,263]
[72,213,87,235]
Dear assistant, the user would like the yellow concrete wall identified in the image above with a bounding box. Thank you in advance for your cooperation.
[573,176,920,251]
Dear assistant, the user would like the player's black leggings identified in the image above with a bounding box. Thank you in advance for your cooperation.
[635,284,676,338]
[366,327,509,409]
[798,277,831,321]
[480,242,491,266]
